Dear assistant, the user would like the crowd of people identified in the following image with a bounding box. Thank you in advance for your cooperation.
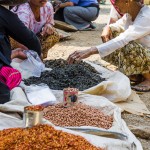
[0,0,149,103]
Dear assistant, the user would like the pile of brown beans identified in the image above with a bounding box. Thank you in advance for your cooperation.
[0,124,103,150]
[44,103,113,129]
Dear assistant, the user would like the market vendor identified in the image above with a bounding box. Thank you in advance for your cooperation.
[67,0,150,92]
[11,0,61,59]
[0,1,42,104]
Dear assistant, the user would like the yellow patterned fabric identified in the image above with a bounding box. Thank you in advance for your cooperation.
[37,30,60,59]
[104,31,150,76]
[10,29,60,59]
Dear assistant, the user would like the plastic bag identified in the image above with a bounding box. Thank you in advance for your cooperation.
[24,84,57,106]
[19,50,45,77]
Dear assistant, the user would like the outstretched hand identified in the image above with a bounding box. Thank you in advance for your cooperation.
[67,47,99,64]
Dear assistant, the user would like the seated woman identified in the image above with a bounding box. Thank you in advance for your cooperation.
[11,0,60,58]
[67,0,150,92]
[0,2,42,103]
[54,0,100,30]
[101,1,142,83]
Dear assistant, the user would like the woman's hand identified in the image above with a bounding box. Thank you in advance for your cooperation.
[67,47,98,64]
[101,25,112,43]
[41,24,54,36]
[11,48,27,60]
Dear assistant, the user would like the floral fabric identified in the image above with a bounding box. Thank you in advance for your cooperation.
[11,2,54,34]
[104,31,150,76]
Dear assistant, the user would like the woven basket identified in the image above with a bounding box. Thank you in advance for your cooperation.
[0,0,27,5]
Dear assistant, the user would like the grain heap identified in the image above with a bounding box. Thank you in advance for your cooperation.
[24,59,105,91]
[25,105,44,111]
[0,124,103,150]
[44,103,113,129]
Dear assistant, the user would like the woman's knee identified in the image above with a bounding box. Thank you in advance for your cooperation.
[64,7,73,16]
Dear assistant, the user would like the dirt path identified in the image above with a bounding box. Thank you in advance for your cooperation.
[47,2,150,149]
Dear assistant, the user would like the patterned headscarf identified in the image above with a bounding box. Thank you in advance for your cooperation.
[110,0,144,16]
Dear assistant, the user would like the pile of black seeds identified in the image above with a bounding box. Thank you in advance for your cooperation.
[24,59,105,91]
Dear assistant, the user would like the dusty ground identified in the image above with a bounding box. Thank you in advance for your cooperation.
[47,1,150,149]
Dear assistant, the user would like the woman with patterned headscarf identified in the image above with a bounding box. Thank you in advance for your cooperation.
[107,0,144,24]
[67,0,150,92]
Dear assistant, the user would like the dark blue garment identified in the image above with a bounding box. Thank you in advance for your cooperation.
[0,5,41,68]
[69,0,98,6]
[0,33,11,68]
[0,6,42,103]
[0,81,10,104]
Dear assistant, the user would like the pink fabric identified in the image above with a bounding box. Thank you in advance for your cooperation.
[110,0,144,16]
[11,2,54,34]
[0,66,22,90]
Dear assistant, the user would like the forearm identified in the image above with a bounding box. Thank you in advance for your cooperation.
[88,47,99,55]
[59,2,74,8]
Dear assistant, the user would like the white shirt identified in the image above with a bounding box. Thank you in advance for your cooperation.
[107,6,121,24]
[97,6,150,58]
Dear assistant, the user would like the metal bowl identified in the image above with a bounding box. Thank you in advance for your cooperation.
[24,106,43,128]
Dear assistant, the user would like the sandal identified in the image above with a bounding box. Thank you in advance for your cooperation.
[54,20,77,32]
[131,84,150,92]
[129,74,144,82]
[80,23,96,31]
[129,75,145,86]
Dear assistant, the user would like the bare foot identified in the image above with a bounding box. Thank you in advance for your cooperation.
[11,48,27,60]
[132,79,150,92]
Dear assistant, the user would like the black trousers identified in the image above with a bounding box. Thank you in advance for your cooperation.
[0,6,42,104]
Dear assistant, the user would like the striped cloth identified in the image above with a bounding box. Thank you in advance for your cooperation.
[0,66,22,90]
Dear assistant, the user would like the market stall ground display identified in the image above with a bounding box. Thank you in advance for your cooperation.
[0,124,103,150]
[44,103,113,129]
[24,59,105,91]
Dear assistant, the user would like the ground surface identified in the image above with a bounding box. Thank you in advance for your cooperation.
[47,2,150,149]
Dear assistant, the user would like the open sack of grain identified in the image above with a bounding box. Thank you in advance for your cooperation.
[12,58,131,103]
[0,87,142,150]
[0,124,103,150]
